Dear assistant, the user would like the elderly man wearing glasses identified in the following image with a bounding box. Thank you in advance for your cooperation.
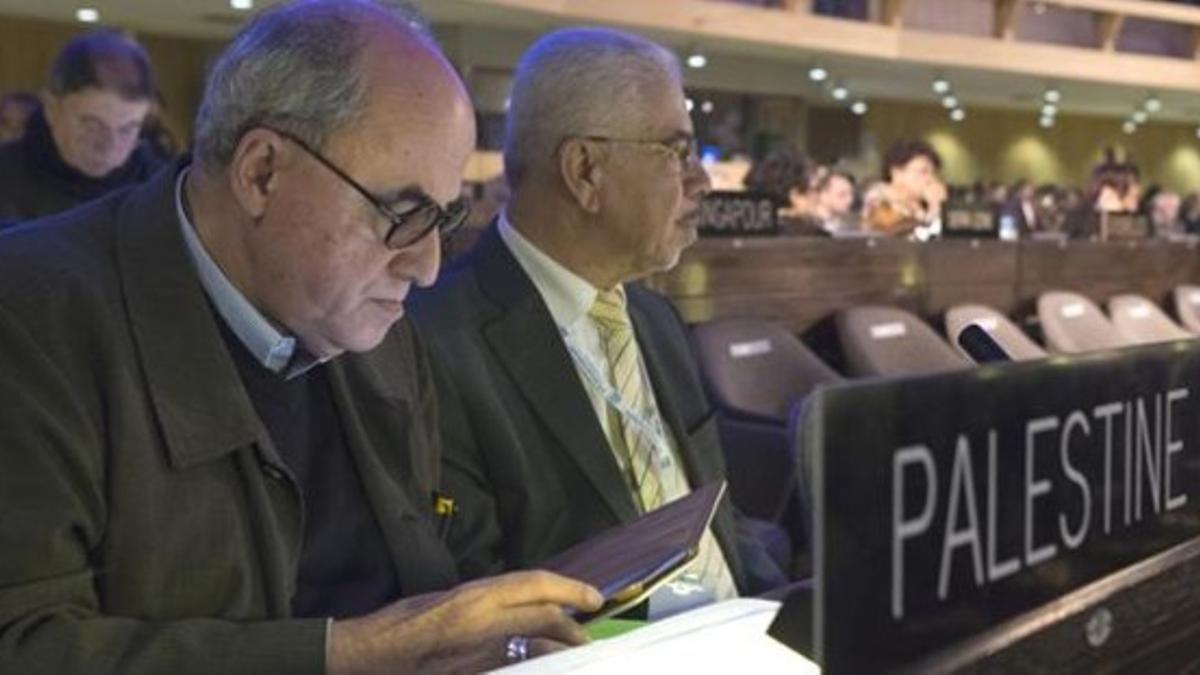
[409,27,788,615]
[0,2,603,674]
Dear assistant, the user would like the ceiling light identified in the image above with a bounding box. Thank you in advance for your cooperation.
[231,0,253,8]
[1043,88,1061,103]
[808,66,828,82]
[1041,104,1056,117]
[1123,120,1137,134]
[1144,96,1162,113]
[831,85,849,100]
[950,108,966,122]
[1039,116,1054,128]
[941,95,958,109]
[685,50,707,69]
[850,101,868,115]
[1132,110,1148,124]
[685,98,695,112]
[1033,2,1047,15]
[75,7,100,22]
[700,100,714,114]
[932,78,951,94]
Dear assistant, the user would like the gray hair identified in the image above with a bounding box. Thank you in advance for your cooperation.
[193,0,431,169]
[504,27,682,187]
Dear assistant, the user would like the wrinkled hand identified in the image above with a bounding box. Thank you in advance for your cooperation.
[328,570,603,674]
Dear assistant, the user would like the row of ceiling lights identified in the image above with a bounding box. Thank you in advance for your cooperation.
[931,77,966,123]
[805,64,868,115]
[687,47,870,117]
[689,53,1189,137]
[1121,95,1162,134]
[74,0,254,23]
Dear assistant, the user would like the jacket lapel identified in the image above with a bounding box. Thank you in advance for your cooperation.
[473,226,639,523]
[115,159,265,469]
[325,342,459,594]
[114,158,299,614]
[627,290,704,486]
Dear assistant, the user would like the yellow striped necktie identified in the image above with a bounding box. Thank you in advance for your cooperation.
[588,287,665,512]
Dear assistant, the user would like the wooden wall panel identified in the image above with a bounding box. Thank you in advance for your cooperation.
[650,236,1200,335]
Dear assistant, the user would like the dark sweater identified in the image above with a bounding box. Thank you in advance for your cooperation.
[217,320,402,619]
[0,109,164,227]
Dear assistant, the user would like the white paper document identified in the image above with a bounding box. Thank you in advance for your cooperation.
[493,598,820,674]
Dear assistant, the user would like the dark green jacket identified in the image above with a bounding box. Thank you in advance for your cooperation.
[0,161,457,674]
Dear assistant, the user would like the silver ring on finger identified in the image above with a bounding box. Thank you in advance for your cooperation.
[504,635,531,663]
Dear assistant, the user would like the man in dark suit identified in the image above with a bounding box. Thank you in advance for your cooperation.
[410,28,786,609]
[0,3,601,673]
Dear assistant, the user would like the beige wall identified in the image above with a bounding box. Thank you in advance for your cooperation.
[862,100,1200,192]
[0,13,224,147]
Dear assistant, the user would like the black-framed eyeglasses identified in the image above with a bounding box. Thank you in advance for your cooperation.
[263,126,470,250]
[576,134,702,172]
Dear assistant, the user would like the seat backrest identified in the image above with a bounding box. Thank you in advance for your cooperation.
[691,318,842,421]
[1107,293,1193,345]
[835,305,970,377]
[1036,290,1126,353]
[944,303,1047,362]
[1172,285,1200,334]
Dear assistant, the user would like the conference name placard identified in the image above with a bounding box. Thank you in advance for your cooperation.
[803,342,1200,672]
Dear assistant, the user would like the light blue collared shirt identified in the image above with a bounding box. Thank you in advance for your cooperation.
[175,167,323,378]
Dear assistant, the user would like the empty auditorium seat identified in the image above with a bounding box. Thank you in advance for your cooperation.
[692,318,841,422]
[944,303,1047,362]
[836,305,970,377]
[1107,294,1193,345]
[1172,285,1200,334]
[1036,290,1125,353]
[691,318,842,551]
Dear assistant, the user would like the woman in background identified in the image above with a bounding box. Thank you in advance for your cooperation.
[863,139,945,239]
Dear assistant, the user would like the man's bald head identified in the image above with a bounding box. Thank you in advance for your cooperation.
[193,0,461,173]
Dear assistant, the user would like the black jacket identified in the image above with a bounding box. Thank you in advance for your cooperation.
[409,224,787,594]
[0,108,164,227]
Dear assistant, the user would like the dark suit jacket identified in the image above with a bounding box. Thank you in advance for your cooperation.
[410,225,774,594]
[0,160,457,675]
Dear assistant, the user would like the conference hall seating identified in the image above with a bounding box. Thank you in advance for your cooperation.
[1036,290,1126,353]
[943,303,1048,362]
[835,305,970,377]
[1106,293,1194,345]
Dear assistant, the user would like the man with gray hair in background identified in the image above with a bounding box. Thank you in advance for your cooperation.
[0,1,602,673]
[410,27,787,611]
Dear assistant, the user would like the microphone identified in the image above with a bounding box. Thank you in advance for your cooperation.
[957,323,1012,364]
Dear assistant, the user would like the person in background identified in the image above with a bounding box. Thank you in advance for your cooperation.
[807,165,858,235]
[743,145,827,235]
[998,179,1038,235]
[1180,192,1200,235]
[1148,190,1182,238]
[863,139,945,240]
[1065,150,1141,239]
[0,91,39,143]
[0,30,164,225]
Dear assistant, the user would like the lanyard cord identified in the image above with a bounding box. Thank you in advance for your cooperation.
[560,329,676,471]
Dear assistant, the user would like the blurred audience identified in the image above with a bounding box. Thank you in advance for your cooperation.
[863,139,945,239]
[807,165,858,235]
[1148,190,1182,237]
[998,180,1038,234]
[742,146,826,235]
[0,30,164,226]
[1065,149,1141,240]
[0,91,39,143]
